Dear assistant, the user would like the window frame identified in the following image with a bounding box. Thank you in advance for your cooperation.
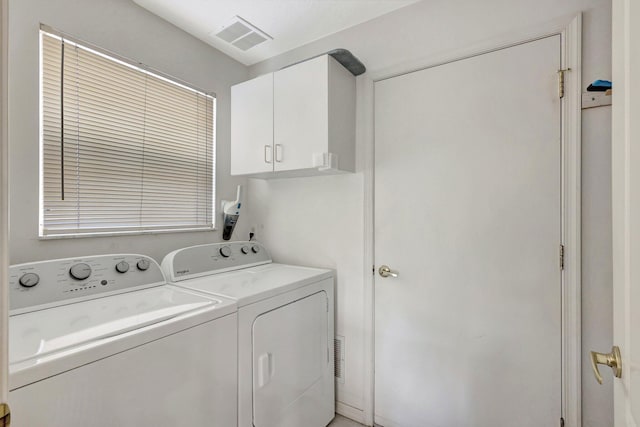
[38,25,217,239]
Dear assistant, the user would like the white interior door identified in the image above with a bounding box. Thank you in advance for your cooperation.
[611,0,640,424]
[374,36,562,427]
[0,0,9,424]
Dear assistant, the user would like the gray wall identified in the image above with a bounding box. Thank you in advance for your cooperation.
[8,0,250,264]
[246,0,613,425]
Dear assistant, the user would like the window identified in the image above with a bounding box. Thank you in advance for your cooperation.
[40,28,215,237]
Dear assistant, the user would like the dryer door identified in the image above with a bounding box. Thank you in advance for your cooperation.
[252,291,331,427]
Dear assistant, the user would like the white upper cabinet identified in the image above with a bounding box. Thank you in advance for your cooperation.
[273,56,329,172]
[231,72,274,176]
[231,55,355,178]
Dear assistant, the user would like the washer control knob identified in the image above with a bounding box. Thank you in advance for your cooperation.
[219,246,232,258]
[137,258,151,271]
[115,261,130,273]
[251,245,260,254]
[19,272,40,288]
[69,263,92,281]
[241,246,250,254]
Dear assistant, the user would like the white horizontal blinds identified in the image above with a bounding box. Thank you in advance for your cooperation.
[139,76,213,226]
[42,34,64,225]
[41,31,215,236]
[61,35,147,231]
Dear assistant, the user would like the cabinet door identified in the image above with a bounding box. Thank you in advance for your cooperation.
[273,56,328,172]
[231,73,274,175]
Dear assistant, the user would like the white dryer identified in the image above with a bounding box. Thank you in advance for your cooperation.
[8,254,238,427]
[162,241,335,427]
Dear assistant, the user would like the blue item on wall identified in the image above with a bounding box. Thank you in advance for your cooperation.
[587,79,612,92]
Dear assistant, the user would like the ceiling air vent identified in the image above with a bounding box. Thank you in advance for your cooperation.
[214,16,272,51]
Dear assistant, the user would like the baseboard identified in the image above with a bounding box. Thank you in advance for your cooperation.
[336,401,368,425]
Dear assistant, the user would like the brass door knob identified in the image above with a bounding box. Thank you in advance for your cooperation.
[590,346,622,384]
[0,403,10,427]
[378,265,399,278]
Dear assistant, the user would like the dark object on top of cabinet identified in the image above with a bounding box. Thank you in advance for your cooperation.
[281,49,366,76]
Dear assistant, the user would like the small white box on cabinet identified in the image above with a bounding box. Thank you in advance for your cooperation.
[231,55,356,178]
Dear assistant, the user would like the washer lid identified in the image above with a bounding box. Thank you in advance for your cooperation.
[9,285,221,365]
[176,263,333,306]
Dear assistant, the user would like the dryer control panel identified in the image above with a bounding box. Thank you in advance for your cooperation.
[162,241,271,282]
[9,254,166,314]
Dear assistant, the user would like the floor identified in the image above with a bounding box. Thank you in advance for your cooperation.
[329,415,366,426]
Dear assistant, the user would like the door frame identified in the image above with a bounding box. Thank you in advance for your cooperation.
[1,0,9,410]
[360,15,582,427]
[611,0,639,424]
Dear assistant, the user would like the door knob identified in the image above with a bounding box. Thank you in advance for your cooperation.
[378,265,399,278]
[0,403,10,427]
[590,346,622,384]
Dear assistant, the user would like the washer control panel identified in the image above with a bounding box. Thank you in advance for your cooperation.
[9,254,166,314]
[163,241,271,282]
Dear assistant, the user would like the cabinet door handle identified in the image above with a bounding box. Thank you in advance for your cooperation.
[275,144,283,163]
[264,145,272,163]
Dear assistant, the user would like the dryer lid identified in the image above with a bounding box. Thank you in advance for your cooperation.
[174,263,333,306]
[9,286,219,365]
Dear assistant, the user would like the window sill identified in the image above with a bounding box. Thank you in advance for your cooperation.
[39,226,217,240]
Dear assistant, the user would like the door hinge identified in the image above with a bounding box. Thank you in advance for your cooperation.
[0,403,10,427]
[372,265,375,275]
[560,244,565,270]
[558,69,570,99]
[560,416,565,427]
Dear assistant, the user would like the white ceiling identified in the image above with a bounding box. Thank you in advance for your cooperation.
[132,0,421,66]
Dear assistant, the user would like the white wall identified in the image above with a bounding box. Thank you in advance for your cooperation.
[246,0,613,425]
[8,0,250,265]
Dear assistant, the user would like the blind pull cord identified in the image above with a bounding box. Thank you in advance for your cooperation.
[60,40,65,201]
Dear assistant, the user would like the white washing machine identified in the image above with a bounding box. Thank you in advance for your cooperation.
[162,241,335,427]
[8,254,238,427]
